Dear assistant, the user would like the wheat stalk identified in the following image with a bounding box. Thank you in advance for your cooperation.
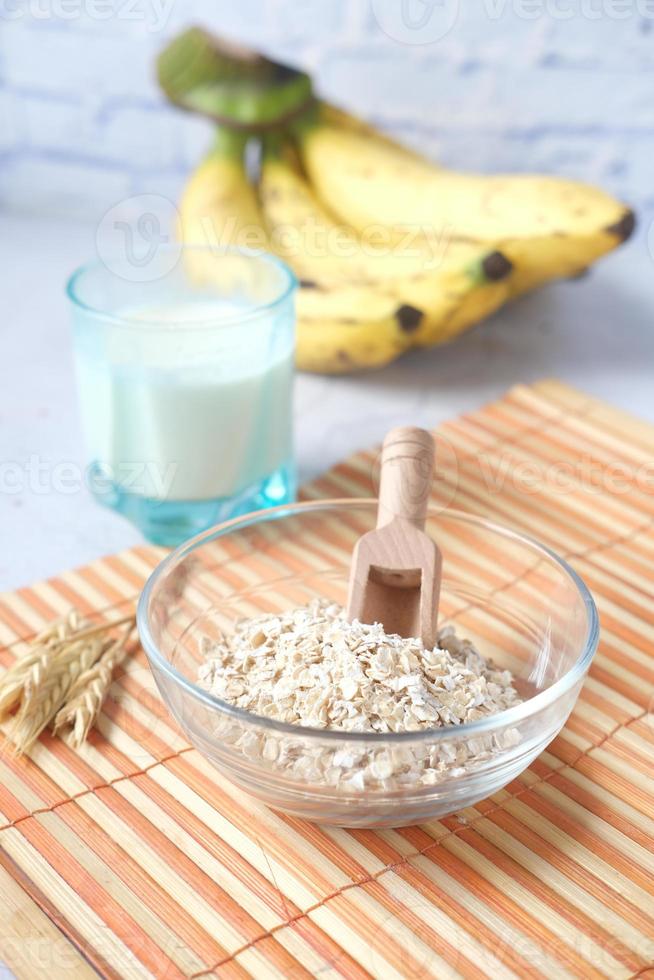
[0,611,80,721]
[54,624,134,748]
[8,636,105,753]
[0,610,137,754]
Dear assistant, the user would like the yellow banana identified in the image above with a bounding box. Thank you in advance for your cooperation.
[178,129,266,251]
[258,141,513,356]
[176,132,407,372]
[177,129,513,373]
[319,102,425,163]
[177,127,269,289]
[295,315,411,373]
[298,113,635,297]
[258,142,444,282]
[294,258,510,373]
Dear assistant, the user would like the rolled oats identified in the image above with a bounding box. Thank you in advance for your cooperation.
[197,599,523,790]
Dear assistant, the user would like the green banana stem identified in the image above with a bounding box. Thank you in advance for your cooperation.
[158,27,314,130]
[260,129,303,164]
[287,99,321,139]
[259,130,284,160]
[207,125,249,161]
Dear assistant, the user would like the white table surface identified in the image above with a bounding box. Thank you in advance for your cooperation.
[2,210,653,593]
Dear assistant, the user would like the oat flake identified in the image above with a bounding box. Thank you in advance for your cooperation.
[197,600,523,791]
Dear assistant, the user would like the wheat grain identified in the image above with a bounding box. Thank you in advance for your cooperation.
[0,610,137,754]
[0,611,80,721]
[8,636,105,753]
[54,624,134,748]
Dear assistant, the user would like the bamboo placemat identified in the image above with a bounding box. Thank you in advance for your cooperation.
[0,379,653,980]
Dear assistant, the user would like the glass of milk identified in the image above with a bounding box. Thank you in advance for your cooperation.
[67,246,297,545]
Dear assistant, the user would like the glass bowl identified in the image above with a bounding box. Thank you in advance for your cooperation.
[137,500,598,828]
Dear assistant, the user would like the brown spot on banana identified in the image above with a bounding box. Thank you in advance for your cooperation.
[606,209,636,242]
[395,304,424,333]
[481,251,513,281]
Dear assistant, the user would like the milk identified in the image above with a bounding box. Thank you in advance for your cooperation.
[74,300,294,501]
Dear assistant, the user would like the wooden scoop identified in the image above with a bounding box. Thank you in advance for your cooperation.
[347,426,442,647]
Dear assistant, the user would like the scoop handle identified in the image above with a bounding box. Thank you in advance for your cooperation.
[377,426,435,529]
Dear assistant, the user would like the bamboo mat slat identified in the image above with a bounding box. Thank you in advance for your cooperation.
[1,378,653,980]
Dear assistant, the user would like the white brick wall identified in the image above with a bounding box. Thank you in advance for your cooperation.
[1,0,652,218]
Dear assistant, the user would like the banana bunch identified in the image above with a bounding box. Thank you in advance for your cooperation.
[177,105,634,374]
[298,111,635,298]
[179,115,518,373]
